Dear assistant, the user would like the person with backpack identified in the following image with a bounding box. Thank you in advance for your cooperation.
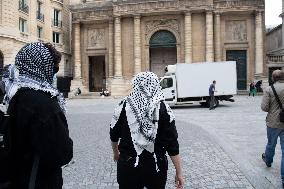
[0,42,73,189]
[261,70,284,189]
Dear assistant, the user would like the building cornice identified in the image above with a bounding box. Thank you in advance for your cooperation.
[71,0,265,22]
[266,24,282,35]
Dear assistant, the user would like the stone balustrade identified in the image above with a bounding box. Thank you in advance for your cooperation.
[267,54,284,63]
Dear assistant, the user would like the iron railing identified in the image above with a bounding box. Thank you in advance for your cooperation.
[36,11,44,22]
[52,19,62,28]
[19,0,29,14]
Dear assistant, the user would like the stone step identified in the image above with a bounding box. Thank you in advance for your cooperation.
[237,90,263,96]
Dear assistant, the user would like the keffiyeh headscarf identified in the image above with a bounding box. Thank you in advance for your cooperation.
[2,42,66,113]
[110,72,175,170]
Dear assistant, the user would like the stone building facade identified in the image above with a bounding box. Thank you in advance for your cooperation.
[0,0,72,78]
[266,0,284,84]
[70,0,265,96]
[266,25,282,53]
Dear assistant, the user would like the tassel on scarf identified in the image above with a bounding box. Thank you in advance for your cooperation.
[134,155,139,167]
[153,153,160,172]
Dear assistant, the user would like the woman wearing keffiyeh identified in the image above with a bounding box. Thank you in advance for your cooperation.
[1,42,73,189]
[110,72,184,189]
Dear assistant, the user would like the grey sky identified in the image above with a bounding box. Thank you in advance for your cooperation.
[265,0,282,26]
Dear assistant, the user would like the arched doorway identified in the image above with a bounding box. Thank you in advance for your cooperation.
[149,30,177,77]
[0,51,3,77]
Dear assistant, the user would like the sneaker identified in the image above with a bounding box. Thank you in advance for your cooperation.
[262,153,271,167]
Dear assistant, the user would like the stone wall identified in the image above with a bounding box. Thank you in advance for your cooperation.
[266,26,282,53]
[0,0,72,77]
[220,13,256,81]
[0,37,25,65]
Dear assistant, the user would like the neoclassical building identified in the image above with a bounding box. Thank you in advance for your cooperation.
[70,0,265,96]
[0,0,72,78]
[266,0,284,84]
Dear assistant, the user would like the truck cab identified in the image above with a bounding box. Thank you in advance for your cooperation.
[160,75,176,103]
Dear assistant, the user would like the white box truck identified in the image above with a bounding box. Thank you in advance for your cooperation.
[160,61,237,107]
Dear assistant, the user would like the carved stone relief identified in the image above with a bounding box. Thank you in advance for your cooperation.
[214,0,264,9]
[88,28,105,47]
[225,20,247,42]
[145,19,179,40]
[113,0,212,14]
[72,10,112,22]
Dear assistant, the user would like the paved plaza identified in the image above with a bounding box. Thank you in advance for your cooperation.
[62,96,282,189]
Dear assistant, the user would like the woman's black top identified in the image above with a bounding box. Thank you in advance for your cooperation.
[110,101,179,158]
[4,89,73,189]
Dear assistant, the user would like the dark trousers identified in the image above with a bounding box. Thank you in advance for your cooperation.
[209,95,215,109]
[117,155,168,189]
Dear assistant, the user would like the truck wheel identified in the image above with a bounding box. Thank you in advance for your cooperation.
[200,102,207,107]
[205,98,211,108]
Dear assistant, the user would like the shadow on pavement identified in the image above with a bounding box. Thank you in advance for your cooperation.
[171,104,232,109]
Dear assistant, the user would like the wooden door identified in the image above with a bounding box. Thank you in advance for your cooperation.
[226,50,247,90]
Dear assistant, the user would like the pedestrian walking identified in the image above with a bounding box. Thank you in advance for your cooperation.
[209,80,217,110]
[110,72,184,189]
[0,42,73,189]
[255,80,263,92]
[249,82,256,97]
[261,70,284,189]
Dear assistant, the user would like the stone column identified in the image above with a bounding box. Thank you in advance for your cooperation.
[206,11,214,62]
[214,12,221,62]
[69,22,86,96]
[108,20,114,78]
[184,12,192,63]
[74,23,81,79]
[255,11,264,74]
[114,16,122,78]
[134,15,142,75]
[282,14,284,48]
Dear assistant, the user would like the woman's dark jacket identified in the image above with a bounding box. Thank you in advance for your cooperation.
[4,89,73,189]
[110,101,179,160]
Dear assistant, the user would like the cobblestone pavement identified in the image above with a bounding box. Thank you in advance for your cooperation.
[62,96,279,189]
[172,96,281,189]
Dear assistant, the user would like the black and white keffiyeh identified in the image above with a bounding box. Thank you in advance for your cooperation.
[2,42,66,113]
[110,72,175,170]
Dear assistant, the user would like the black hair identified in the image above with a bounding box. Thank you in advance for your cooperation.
[43,43,62,65]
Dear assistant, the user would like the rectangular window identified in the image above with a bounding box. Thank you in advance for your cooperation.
[37,26,42,38]
[19,0,29,14]
[53,9,61,27]
[53,32,60,43]
[19,18,27,33]
[37,1,41,12]
[160,78,173,89]
[36,1,44,21]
